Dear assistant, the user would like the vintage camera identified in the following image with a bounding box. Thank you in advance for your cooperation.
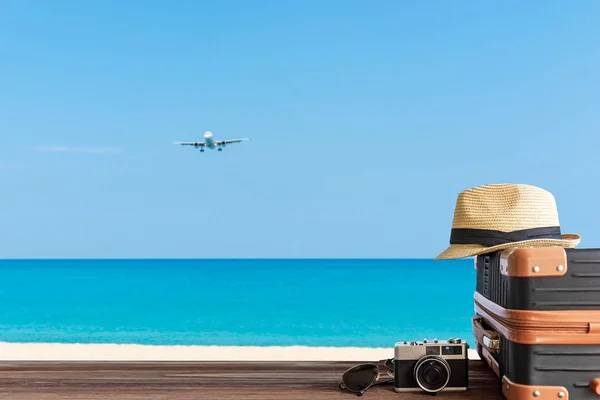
[393,337,469,395]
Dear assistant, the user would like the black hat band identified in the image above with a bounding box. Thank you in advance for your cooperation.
[449,226,562,247]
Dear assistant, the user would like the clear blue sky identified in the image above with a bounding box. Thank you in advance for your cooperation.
[1,1,599,258]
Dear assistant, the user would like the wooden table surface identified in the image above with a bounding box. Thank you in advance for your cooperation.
[0,360,505,399]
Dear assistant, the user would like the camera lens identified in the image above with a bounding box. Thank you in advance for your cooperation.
[414,356,451,393]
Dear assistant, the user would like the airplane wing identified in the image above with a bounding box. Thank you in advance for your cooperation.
[214,138,250,146]
[173,142,206,147]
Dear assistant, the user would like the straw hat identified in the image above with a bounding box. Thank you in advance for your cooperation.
[434,183,581,260]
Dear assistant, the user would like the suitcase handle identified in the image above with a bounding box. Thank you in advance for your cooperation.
[480,343,500,378]
[472,316,500,353]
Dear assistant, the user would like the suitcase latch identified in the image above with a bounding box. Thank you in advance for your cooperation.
[482,336,499,351]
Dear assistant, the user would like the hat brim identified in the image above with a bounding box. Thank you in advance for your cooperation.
[434,233,581,260]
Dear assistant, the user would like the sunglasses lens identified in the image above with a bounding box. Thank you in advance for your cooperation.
[342,364,378,392]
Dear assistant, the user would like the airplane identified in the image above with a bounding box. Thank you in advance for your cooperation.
[174,131,250,152]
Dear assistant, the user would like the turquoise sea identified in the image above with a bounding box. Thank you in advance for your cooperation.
[0,259,476,348]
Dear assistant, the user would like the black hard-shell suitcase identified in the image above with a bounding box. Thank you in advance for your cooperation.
[472,247,600,400]
[475,247,600,311]
[473,307,600,400]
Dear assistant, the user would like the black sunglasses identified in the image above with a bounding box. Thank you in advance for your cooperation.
[338,358,395,396]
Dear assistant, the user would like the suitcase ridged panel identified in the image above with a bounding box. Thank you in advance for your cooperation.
[492,339,600,400]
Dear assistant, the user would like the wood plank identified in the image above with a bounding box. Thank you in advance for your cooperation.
[0,360,505,399]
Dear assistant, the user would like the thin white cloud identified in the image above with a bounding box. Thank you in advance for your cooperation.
[0,163,23,170]
[33,146,124,154]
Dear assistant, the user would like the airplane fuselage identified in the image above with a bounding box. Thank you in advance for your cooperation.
[204,131,216,149]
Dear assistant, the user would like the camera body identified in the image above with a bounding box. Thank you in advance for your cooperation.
[393,337,469,394]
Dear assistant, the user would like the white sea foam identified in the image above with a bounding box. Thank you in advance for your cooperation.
[0,342,480,361]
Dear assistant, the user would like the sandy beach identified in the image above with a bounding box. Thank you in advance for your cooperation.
[0,342,480,361]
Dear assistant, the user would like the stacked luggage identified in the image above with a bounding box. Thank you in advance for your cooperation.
[435,184,600,399]
[473,247,600,399]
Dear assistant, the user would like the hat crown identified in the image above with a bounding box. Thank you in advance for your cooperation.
[452,184,560,232]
